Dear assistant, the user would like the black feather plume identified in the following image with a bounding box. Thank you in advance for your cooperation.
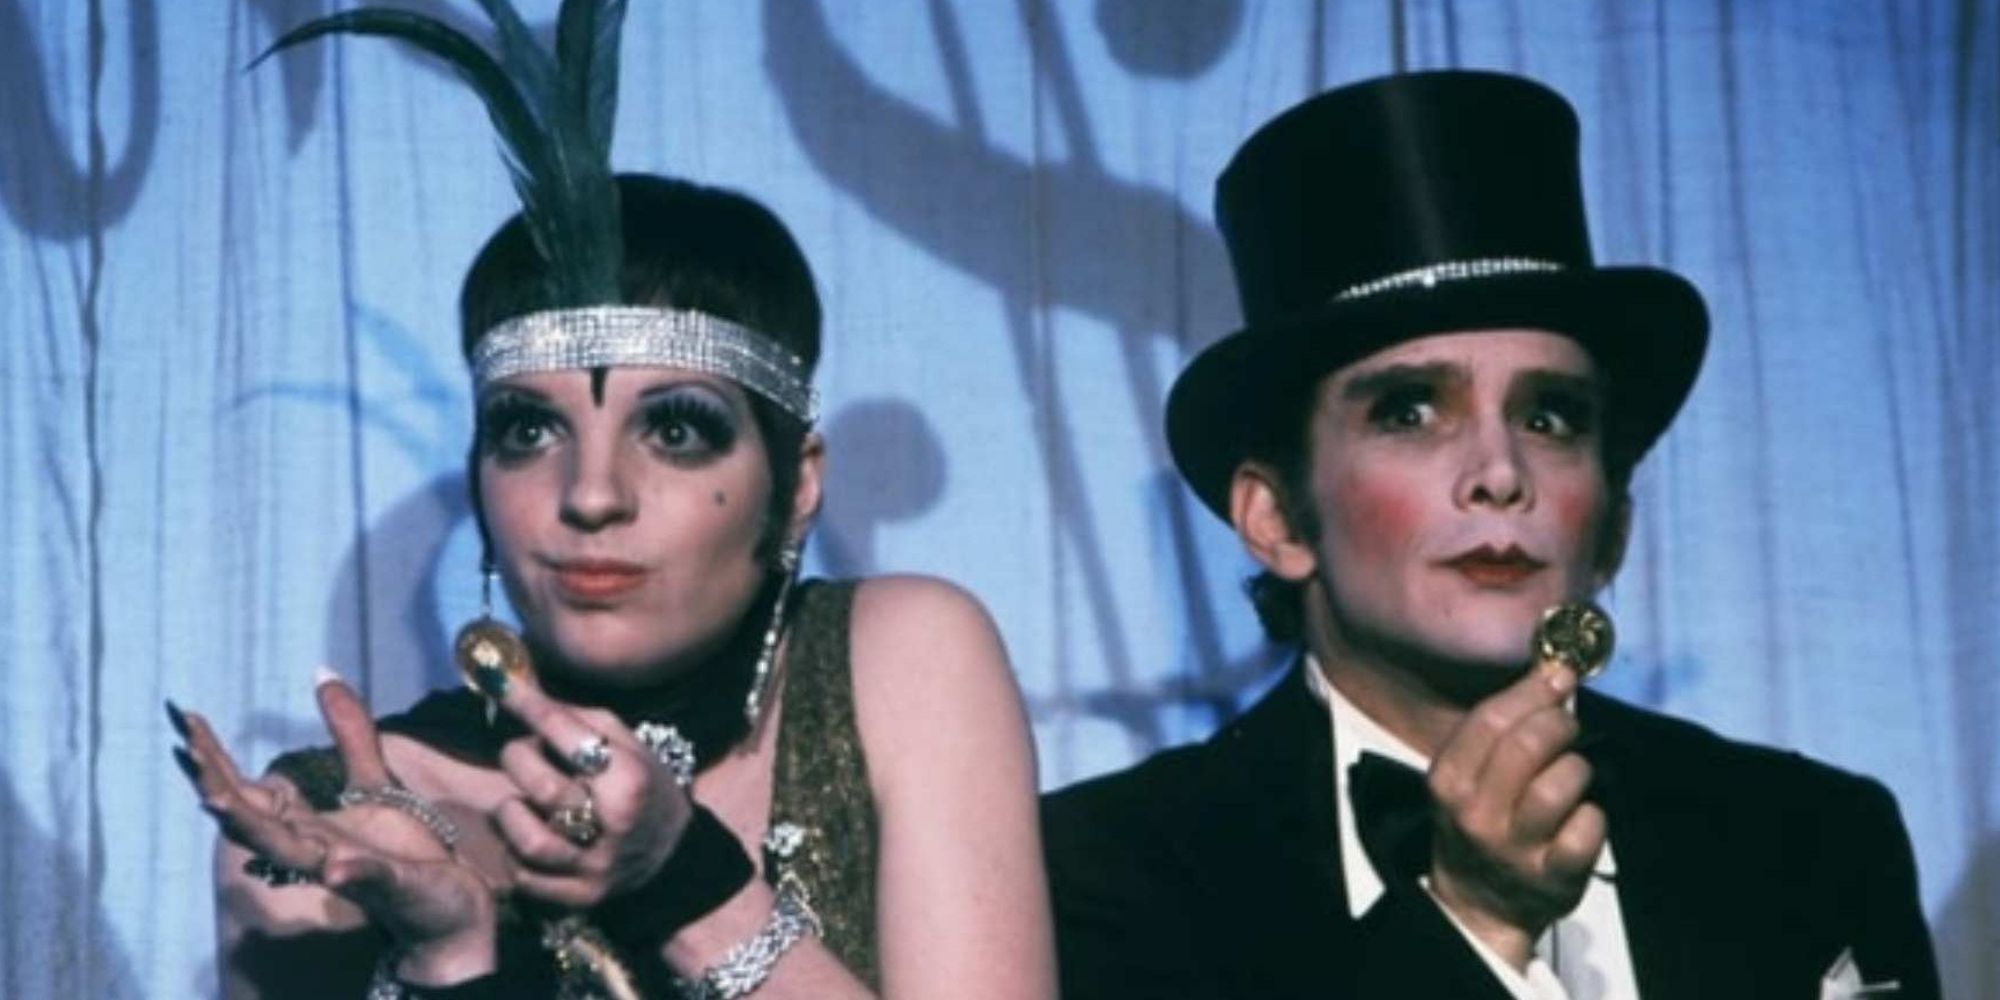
[558,0,626,158]
[257,1,629,308]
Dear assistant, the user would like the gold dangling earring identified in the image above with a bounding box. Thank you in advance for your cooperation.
[743,543,802,730]
[455,556,530,724]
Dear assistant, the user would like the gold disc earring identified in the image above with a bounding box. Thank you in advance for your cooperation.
[456,558,532,723]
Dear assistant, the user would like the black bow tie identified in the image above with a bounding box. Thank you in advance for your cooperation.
[1349,752,1434,884]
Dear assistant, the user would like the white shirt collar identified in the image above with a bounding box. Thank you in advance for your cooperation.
[1304,653,1416,917]
[1302,653,1616,921]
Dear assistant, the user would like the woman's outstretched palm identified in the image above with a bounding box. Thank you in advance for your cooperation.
[175,676,511,968]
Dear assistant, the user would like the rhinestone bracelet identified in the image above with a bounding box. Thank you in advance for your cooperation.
[672,883,822,1000]
[339,785,461,852]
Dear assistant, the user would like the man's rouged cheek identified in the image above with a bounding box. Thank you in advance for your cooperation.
[1548,483,1605,542]
[1328,470,1424,550]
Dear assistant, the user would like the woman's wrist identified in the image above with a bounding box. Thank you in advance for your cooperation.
[589,805,754,958]
[395,928,500,987]
[668,880,821,1000]
[659,877,775,973]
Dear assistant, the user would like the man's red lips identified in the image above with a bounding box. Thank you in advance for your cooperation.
[1440,545,1546,585]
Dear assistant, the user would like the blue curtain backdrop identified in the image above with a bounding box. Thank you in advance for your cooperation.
[3,1,1995,996]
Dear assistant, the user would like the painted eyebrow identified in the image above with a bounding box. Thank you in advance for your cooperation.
[633,378,743,412]
[1510,369,1602,402]
[476,383,553,407]
[1339,361,1467,402]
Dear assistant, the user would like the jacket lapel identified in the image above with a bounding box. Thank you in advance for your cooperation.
[1173,662,1354,986]
[1163,671,1799,997]
[1580,692,1732,1000]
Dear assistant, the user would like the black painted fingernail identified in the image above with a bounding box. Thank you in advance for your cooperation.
[172,745,200,781]
[164,700,190,739]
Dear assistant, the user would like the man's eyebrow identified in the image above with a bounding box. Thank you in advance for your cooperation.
[1512,368,1602,400]
[1339,361,1464,401]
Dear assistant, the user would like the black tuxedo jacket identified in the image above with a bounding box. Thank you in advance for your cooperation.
[1042,663,1940,999]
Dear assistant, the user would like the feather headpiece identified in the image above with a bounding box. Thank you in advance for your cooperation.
[261,0,628,307]
[260,1,818,422]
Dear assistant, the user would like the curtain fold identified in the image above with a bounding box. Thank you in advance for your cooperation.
[3,1,1994,996]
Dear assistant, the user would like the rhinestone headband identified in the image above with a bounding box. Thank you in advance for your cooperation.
[472,305,819,422]
[1332,257,1565,302]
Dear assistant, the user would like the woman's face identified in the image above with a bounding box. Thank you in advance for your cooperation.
[1298,328,1619,675]
[476,366,788,685]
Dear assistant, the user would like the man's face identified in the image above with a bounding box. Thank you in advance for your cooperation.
[1295,328,1618,674]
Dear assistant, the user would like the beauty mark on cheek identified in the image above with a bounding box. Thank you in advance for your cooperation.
[713,491,728,507]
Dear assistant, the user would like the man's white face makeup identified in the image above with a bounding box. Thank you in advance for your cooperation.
[1295,328,1618,678]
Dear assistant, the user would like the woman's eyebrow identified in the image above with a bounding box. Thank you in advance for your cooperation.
[635,378,743,410]
[1339,361,1464,401]
[477,383,553,406]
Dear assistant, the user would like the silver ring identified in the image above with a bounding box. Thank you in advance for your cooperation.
[568,734,613,776]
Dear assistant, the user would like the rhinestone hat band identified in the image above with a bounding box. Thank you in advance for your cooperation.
[472,305,819,422]
[1332,256,1565,302]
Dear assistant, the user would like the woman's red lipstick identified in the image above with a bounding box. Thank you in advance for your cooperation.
[550,558,648,601]
[1440,545,1546,587]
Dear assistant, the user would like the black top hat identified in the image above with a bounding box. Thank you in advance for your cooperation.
[1166,70,1709,520]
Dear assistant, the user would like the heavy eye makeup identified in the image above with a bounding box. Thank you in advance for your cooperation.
[1512,374,1601,443]
[1365,381,1440,431]
[636,383,740,461]
[478,389,564,461]
[1343,364,1459,434]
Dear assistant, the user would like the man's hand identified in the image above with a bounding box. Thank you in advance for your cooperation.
[1425,660,1604,968]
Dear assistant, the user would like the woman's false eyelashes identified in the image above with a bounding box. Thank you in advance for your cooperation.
[476,381,743,464]
[478,390,560,459]
[638,385,740,457]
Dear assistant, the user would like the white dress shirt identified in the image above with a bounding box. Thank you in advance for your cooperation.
[1304,658,1641,1000]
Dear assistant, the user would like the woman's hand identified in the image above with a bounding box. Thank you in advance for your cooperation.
[481,669,698,909]
[173,674,508,985]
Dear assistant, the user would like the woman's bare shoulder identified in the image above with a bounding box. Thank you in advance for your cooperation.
[846,573,1000,646]
[842,574,1030,778]
[845,575,1012,683]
